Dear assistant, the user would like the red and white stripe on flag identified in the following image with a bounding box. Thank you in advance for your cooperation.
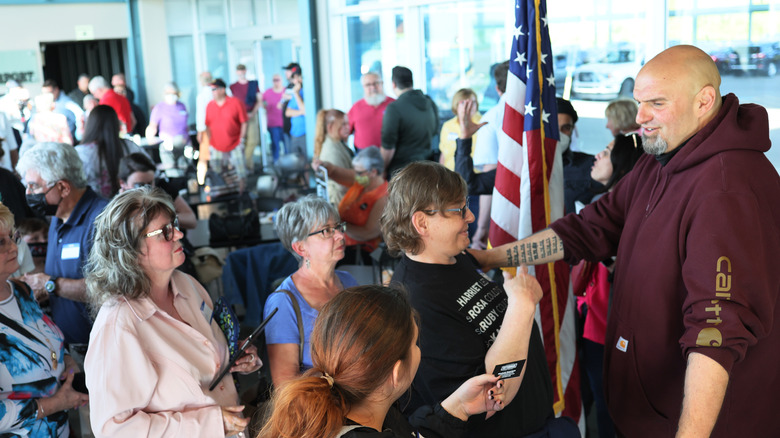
[489,0,583,430]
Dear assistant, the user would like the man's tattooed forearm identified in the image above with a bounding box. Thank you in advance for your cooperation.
[506,235,563,265]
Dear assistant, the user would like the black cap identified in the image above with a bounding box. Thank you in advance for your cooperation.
[210,78,227,89]
[282,63,302,76]
[556,98,578,124]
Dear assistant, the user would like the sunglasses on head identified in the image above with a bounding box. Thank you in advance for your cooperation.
[145,217,180,241]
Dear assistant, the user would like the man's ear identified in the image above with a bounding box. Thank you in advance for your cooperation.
[56,180,71,198]
[411,211,429,237]
[695,85,717,117]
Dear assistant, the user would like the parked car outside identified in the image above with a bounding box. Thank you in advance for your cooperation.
[571,47,643,100]
[747,43,780,77]
[709,48,740,75]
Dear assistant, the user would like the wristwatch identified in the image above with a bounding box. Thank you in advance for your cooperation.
[44,277,58,294]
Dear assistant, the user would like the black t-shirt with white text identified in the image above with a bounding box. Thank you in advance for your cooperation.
[392,253,553,438]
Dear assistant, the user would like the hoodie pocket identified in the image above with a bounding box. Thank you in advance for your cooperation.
[606,317,673,436]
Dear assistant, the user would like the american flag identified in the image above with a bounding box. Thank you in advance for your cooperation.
[489,0,583,428]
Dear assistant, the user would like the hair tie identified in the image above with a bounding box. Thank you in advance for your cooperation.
[321,372,334,388]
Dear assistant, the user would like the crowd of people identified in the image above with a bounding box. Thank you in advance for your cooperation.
[0,44,778,438]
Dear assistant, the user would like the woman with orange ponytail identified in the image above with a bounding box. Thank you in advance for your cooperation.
[257,285,505,438]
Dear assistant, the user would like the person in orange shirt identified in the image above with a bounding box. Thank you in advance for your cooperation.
[312,146,388,265]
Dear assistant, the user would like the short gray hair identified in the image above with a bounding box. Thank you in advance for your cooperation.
[352,146,384,174]
[362,71,381,84]
[88,75,109,93]
[16,142,87,188]
[274,195,339,263]
[85,186,176,312]
[164,81,179,94]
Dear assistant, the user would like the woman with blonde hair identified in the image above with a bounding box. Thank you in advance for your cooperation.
[84,187,261,437]
[258,285,505,438]
[438,88,480,170]
[604,99,640,136]
[313,109,353,205]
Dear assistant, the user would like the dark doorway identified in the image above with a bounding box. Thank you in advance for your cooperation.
[40,39,127,94]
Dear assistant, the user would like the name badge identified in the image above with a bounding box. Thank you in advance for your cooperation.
[447,132,459,141]
[61,243,80,260]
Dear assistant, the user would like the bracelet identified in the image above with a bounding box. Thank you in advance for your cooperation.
[36,398,45,418]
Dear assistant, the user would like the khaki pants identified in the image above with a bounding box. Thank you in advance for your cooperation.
[243,112,260,172]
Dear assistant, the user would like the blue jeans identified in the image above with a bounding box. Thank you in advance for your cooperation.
[268,126,285,162]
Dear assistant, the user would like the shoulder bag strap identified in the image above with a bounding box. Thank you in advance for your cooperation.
[0,281,47,345]
[272,289,304,368]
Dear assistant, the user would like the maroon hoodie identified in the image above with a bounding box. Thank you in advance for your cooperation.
[551,94,780,437]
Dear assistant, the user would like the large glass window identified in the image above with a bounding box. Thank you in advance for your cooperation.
[345,13,405,103]
[205,33,230,80]
[330,0,780,169]
[421,1,507,115]
[169,35,197,126]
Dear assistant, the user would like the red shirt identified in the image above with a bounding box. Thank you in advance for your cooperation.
[205,96,248,152]
[99,89,133,131]
[347,97,394,150]
[229,82,250,112]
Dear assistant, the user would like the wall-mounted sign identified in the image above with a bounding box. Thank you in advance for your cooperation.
[0,50,39,85]
[75,25,95,41]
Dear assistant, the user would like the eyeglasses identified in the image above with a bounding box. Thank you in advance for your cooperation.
[423,199,470,219]
[133,182,153,189]
[145,217,180,241]
[307,222,347,238]
[26,180,58,194]
[0,231,20,253]
[363,81,382,87]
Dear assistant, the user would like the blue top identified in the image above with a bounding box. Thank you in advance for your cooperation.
[288,89,305,138]
[263,270,357,369]
[45,187,108,345]
[0,280,68,437]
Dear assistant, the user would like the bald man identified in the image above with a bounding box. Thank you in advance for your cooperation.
[478,45,780,436]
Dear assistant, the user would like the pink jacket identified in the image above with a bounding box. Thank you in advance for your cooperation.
[85,271,238,437]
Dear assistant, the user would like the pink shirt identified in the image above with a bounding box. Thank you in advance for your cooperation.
[347,96,394,150]
[85,271,239,437]
[262,88,284,128]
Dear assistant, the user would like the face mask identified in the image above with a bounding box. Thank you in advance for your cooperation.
[355,174,370,187]
[164,94,178,105]
[28,242,47,258]
[559,132,571,151]
[26,193,59,217]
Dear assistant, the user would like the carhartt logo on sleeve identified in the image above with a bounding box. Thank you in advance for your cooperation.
[616,336,628,352]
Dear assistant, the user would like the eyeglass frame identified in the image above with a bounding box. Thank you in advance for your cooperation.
[307,222,347,238]
[423,198,470,219]
[26,180,60,194]
[0,230,21,253]
[145,217,180,241]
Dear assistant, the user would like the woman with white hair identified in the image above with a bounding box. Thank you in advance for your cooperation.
[263,195,358,387]
[313,146,388,262]
[146,81,190,146]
